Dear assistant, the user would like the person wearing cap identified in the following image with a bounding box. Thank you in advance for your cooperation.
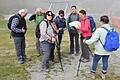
[11,9,28,64]
[39,11,56,69]
[29,8,44,56]
[54,10,66,50]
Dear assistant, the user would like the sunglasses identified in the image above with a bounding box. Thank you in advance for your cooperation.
[47,14,52,16]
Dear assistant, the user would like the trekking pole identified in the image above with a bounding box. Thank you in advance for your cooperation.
[55,37,64,71]
[76,51,83,76]
[76,34,83,76]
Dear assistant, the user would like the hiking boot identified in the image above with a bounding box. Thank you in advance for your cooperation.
[84,72,95,79]
[75,53,80,56]
[18,60,24,64]
[49,60,54,65]
[101,74,106,80]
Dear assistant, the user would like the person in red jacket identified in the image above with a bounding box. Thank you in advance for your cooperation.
[79,9,92,62]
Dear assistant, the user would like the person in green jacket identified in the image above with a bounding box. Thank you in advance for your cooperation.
[29,8,44,56]
[84,15,113,80]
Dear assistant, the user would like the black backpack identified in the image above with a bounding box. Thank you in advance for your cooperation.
[7,14,20,30]
[35,20,49,38]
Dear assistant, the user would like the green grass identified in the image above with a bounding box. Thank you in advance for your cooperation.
[0,19,120,80]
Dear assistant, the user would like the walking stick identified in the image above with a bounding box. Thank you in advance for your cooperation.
[55,36,64,71]
[76,36,94,76]
[76,34,83,76]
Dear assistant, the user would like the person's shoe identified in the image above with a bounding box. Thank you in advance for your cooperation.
[84,72,95,79]
[24,57,31,62]
[70,51,74,54]
[101,73,106,80]
[37,54,40,57]
[75,53,80,56]
[18,60,24,64]
[49,60,54,65]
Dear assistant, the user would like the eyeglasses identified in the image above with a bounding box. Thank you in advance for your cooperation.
[47,14,52,16]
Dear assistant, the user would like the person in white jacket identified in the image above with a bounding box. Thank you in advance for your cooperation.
[84,15,113,80]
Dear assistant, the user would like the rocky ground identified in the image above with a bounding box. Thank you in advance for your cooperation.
[26,47,120,80]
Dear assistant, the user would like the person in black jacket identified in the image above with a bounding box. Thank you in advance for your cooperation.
[11,9,28,64]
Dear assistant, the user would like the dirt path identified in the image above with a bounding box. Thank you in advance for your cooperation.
[27,53,93,80]
[27,48,120,80]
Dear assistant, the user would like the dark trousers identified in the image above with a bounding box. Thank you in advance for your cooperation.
[49,42,55,61]
[80,35,91,60]
[69,30,79,53]
[13,37,26,61]
[58,34,63,48]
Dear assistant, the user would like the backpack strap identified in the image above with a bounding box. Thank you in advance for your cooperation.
[99,27,113,48]
[99,37,104,47]
[101,27,109,32]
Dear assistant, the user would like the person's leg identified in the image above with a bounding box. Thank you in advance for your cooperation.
[41,41,51,69]
[69,31,74,54]
[21,37,27,61]
[58,34,62,48]
[36,38,41,55]
[75,32,79,55]
[13,37,23,63]
[81,36,90,61]
[49,43,55,62]
[91,54,101,73]
[101,55,110,80]
[102,55,110,74]
[85,54,101,79]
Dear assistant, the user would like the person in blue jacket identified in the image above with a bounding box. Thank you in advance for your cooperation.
[54,10,66,50]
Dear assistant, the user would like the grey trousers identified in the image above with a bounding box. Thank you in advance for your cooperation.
[41,41,51,68]
[36,38,41,54]
[13,37,26,61]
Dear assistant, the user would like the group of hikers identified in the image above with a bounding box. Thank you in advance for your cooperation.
[8,5,119,80]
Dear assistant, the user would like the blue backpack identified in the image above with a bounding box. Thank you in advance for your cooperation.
[99,27,119,51]
[88,16,96,32]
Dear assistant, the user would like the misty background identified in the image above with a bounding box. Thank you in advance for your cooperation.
[0,0,120,20]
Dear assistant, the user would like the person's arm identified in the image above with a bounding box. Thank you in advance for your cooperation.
[40,21,51,41]
[29,14,35,21]
[67,14,71,29]
[63,18,66,28]
[84,28,100,45]
[11,18,24,33]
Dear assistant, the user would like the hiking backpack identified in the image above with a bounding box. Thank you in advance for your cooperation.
[88,16,96,32]
[99,27,119,51]
[35,20,48,38]
[7,14,20,30]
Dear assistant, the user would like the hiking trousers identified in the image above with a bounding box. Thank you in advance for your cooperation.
[91,54,110,74]
[41,41,51,68]
[13,37,26,61]
[36,38,41,54]
[69,30,79,54]
[80,35,91,60]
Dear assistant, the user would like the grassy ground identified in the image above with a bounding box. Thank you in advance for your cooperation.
[0,19,120,80]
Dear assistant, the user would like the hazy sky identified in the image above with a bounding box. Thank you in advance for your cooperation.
[0,0,120,19]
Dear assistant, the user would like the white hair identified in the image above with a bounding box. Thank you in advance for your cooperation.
[18,9,28,14]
